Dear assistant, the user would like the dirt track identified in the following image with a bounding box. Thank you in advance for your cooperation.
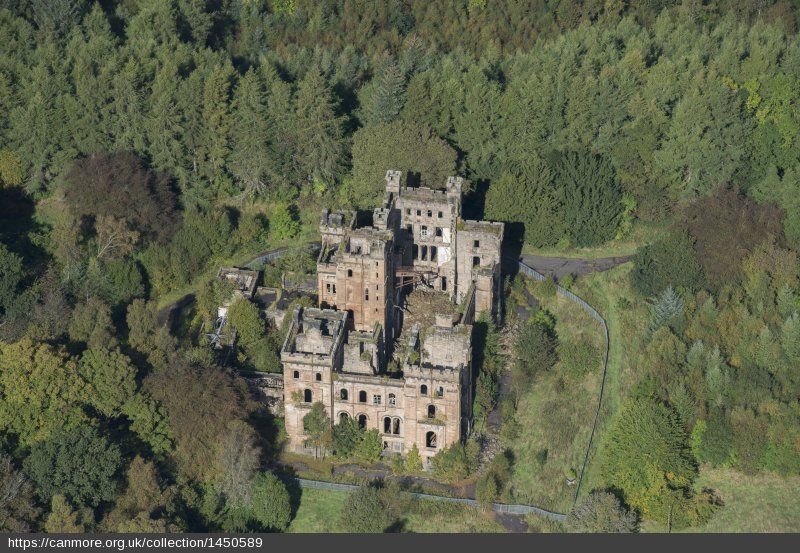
[519,254,632,281]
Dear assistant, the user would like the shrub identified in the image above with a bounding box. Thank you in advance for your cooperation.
[405,443,423,472]
[558,340,600,377]
[538,277,557,298]
[332,417,362,458]
[476,451,513,506]
[431,441,478,482]
[269,204,300,240]
[631,231,705,297]
[235,212,269,247]
[566,491,638,533]
[250,472,291,532]
[339,484,398,533]
[692,409,733,466]
[353,429,383,463]
[514,319,558,385]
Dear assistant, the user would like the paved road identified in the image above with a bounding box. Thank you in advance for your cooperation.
[520,254,632,281]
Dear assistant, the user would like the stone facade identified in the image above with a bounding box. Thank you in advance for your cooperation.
[280,170,504,467]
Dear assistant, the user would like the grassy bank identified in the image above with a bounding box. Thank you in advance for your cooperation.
[287,487,506,533]
[505,277,608,513]
[520,220,668,259]
[636,468,800,533]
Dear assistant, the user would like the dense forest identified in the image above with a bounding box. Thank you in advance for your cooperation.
[1,0,800,533]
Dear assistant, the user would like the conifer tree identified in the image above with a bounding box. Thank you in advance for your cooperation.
[648,286,684,336]
[200,60,235,187]
[146,60,187,184]
[110,57,148,154]
[63,4,117,156]
[601,398,698,525]
[780,312,800,363]
[553,150,623,247]
[293,70,345,190]
[229,68,272,198]
[363,61,406,126]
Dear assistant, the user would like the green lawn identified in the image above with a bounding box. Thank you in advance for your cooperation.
[683,468,800,533]
[287,488,348,533]
[287,487,506,533]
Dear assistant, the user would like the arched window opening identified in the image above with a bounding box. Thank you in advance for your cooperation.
[388,393,396,406]
[384,417,391,433]
[436,386,443,398]
[339,412,349,424]
[427,405,436,418]
[303,389,312,403]
[420,385,428,396]
[293,370,299,379]
[393,418,401,435]
[358,390,367,403]
[316,373,322,381]
[426,431,437,448]
[358,414,367,429]
[340,389,348,400]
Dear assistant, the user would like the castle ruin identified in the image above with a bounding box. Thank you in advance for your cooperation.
[281,170,503,467]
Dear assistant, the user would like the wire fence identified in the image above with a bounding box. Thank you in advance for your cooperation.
[515,259,610,509]
[296,478,566,521]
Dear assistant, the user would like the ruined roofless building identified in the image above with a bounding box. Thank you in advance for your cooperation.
[282,170,503,467]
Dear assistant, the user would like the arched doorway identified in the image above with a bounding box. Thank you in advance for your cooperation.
[357,414,367,429]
